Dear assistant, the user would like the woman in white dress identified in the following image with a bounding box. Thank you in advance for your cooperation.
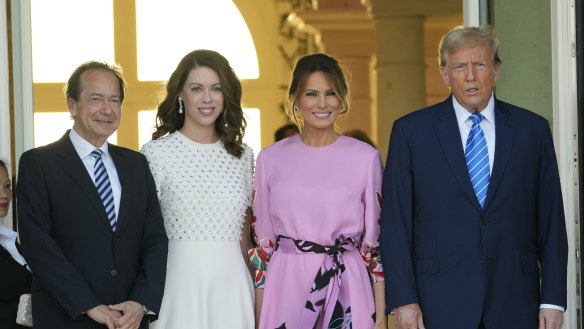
[141,49,254,328]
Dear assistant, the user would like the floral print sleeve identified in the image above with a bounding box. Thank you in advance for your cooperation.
[360,150,384,283]
[248,151,276,288]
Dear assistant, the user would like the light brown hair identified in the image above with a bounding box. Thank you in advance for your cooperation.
[439,25,502,67]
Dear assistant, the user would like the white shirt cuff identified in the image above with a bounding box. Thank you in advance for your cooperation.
[540,304,565,312]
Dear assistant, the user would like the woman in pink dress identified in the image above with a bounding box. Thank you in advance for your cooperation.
[250,54,387,329]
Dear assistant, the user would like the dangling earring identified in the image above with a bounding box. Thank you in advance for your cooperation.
[294,106,299,112]
[178,97,184,114]
[340,104,343,110]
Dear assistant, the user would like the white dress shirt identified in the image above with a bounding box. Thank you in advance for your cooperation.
[451,95,563,313]
[452,94,496,175]
[69,128,122,218]
[0,224,31,271]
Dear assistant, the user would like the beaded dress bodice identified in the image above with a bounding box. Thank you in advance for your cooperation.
[141,131,253,241]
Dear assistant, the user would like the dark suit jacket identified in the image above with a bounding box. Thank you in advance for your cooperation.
[0,241,32,329]
[380,96,568,329]
[16,132,168,329]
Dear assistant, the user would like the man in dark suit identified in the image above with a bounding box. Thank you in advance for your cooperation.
[16,62,168,329]
[380,25,568,329]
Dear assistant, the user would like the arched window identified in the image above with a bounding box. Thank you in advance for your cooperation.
[30,0,261,155]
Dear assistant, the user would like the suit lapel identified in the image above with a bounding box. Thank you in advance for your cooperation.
[433,97,483,211]
[0,242,31,273]
[56,132,113,232]
[484,99,515,209]
[109,145,127,232]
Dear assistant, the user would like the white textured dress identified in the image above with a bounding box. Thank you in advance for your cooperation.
[141,131,255,329]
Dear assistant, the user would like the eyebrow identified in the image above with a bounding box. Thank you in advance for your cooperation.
[188,82,222,87]
[303,88,334,93]
[89,93,120,98]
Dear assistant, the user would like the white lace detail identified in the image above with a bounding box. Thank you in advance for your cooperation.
[141,131,254,241]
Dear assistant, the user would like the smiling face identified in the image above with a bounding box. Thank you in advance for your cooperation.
[0,165,12,218]
[440,43,501,113]
[67,69,122,147]
[295,71,341,133]
[180,66,224,136]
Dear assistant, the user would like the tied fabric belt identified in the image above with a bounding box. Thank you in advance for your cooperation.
[275,233,361,329]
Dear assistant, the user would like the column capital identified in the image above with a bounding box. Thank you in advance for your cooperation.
[298,10,373,31]
[297,10,374,55]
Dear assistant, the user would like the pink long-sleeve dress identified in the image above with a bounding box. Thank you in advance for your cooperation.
[250,134,384,329]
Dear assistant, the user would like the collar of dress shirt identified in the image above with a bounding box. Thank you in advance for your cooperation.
[69,128,111,160]
[452,93,496,127]
[0,224,17,242]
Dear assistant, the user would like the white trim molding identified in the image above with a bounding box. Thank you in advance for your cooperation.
[463,0,480,26]
[551,0,579,328]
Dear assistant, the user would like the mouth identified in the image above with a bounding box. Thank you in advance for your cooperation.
[312,112,332,119]
[0,203,8,209]
[466,88,479,95]
[94,118,115,124]
[198,107,215,116]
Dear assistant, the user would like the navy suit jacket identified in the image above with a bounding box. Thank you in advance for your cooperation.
[16,132,168,329]
[380,96,568,329]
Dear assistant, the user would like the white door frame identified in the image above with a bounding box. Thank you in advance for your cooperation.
[464,0,579,328]
[551,0,579,328]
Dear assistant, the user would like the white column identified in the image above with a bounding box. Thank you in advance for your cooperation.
[11,0,35,173]
[0,0,12,228]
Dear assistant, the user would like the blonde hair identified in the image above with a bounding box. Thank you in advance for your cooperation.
[439,25,502,67]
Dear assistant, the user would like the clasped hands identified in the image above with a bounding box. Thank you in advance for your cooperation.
[394,303,564,329]
[87,301,145,329]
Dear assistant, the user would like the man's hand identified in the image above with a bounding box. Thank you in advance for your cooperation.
[87,304,123,329]
[394,303,425,329]
[538,308,564,329]
[109,301,145,329]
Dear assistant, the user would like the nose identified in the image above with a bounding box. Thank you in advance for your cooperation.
[101,100,114,114]
[202,89,212,103]
[466,66,476,81]
[0,187,8,199]
[318,95,326,108]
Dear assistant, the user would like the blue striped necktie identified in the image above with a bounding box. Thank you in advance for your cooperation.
[90,149,117,231]
[465,113,490,208]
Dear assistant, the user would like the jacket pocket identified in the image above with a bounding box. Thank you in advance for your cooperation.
[520,255,539,273]
[414,258,439,274]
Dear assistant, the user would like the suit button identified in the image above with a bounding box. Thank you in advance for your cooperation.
[110,269,118,276]
[481,218,487,225]
[480,257,486,263]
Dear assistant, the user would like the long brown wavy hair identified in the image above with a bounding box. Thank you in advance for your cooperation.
[152,49,246,158]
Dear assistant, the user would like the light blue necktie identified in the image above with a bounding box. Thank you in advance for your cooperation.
[91,149,117,231]
[465,113,490,208]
